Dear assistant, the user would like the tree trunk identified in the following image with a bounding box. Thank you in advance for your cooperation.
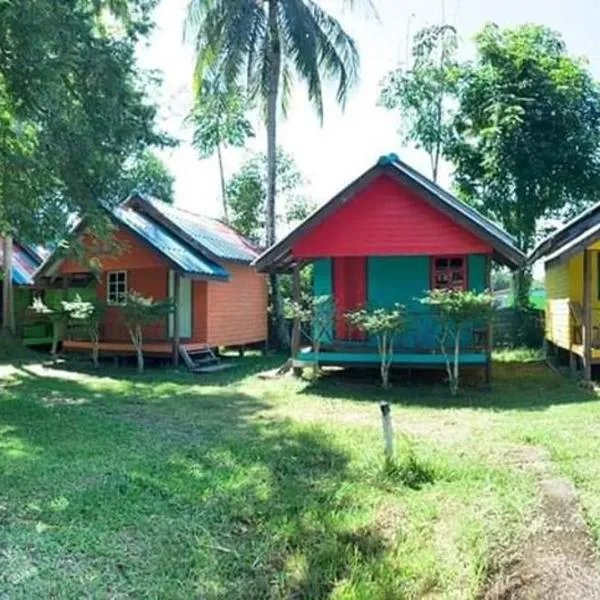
[266,0,288,348]
[216,143,229,223]
[91,330,99,368]
[451,326,461,396]
[2,235,15,335]
[129,325,144,373]
[513,268,532,310]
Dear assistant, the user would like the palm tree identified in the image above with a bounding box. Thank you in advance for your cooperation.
[186,0,368,343]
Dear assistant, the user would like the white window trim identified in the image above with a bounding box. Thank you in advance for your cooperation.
[107,270,128,306]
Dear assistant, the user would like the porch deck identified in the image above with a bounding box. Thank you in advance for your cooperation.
[63,340,210,356]
[294,347,487,368]
[570,344,600,363]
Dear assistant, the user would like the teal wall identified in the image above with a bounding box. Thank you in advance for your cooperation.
[312,254,488,354]
[313,258,333,343]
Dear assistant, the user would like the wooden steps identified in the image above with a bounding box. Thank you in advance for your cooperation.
[179,345,233,373]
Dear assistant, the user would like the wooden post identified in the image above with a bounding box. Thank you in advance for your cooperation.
[485,255,493,385]
[173,272,181,367]
[583,249,592,382]
[2,235,15,334]
[380,401,394,462]
[291,263,302,375]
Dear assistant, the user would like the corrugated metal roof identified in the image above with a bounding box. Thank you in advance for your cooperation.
[112,206,229,280]
[142,198,259,263]
[0,239,43,285]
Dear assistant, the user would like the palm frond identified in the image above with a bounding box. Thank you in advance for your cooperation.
[279,0,325,120]
[280,0,359,120]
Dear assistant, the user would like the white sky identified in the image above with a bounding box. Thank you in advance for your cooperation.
[138,0,600,219]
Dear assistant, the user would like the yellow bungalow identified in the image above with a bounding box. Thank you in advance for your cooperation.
[530,204,600,380]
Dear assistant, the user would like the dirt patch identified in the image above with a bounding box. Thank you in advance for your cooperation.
[484,446,600,599]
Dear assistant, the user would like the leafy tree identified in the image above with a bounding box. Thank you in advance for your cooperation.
[379,25,459,182]
[285,294,334,377]
[447,24,600,304]
[420,289,494,395]
[30,297,69,358]
[188,69,254,221]
[122,149,175,203]
[121,291,173,373]
[345,305,406,389]
[62,296,106,368]
[0,0,166,331]
[185,0,366,345]
[226,150,314,245]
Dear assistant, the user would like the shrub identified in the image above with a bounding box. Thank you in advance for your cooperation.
[345,305,406,389]
[420,289,494,395]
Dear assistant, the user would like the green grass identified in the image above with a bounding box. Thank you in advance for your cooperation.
[0,355,599,598]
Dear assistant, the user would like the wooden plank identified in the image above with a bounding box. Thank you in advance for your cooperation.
[485,254,493,385]
[583,249,592,381]
[291,264,301,358]
[173,272,181,367]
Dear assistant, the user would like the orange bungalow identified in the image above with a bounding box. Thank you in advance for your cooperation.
[35,195,268,367]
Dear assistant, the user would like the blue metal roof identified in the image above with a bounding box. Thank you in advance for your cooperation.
[142,198,258,264]
[112,206,229,280]
[0,240,43,285]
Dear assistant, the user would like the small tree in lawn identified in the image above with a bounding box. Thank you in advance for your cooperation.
[285,295,334,377]
[345,305,406,389]
[62,296,105,368]
[420,289,494,395]
[121,292,174,374]
[30,297,69,358]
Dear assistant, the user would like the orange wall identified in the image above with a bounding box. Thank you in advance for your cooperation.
[59,227,170,341]
[206,262,268,347]
[61,226,165,273]
[58,226,267,346]
[94,267,169,341]
[192,281,208,342]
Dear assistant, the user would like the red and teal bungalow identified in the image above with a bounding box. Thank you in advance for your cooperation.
[254,154,525,380]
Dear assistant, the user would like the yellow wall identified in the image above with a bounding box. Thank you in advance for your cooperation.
[545,248,600,350]
[545,260,571,350]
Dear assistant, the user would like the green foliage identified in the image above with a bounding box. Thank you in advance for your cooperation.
[185,0,361,122]
[345,305,406,388]
[189,71,253,158]
[121,291,173,328]
[383,436,436,490]
[421,289,494,395]
[379,25,459,181]
[62,295,106,367]
[188,69,254,220]
[123,150,175,203]
[447,24,600,256]
[0,0,166,243]
[226,149,314,244]
[285,294,334,374]
[121,291,173,373]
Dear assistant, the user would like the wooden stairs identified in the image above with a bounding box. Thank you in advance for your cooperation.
[179,345,232,373]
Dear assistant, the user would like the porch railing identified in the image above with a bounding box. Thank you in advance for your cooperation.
[303,310,489,354]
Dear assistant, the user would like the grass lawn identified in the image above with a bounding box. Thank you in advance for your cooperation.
[1,354,599,598]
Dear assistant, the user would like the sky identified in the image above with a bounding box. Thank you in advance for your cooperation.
[138,0,600,219]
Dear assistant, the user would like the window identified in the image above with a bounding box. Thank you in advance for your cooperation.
[107,271,127,305]
[432,256,466,291]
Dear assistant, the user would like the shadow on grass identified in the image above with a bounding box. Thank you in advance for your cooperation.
[299,361,596,411]
[37,352,288,388]
[0,367,390,598]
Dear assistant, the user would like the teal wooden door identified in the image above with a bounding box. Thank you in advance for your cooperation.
[168,271,192,338]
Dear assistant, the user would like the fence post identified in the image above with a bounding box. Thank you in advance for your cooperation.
[380,401,394,462]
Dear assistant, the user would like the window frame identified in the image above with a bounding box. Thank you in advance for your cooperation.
[106,270,128,306]
[431,255,468,291]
